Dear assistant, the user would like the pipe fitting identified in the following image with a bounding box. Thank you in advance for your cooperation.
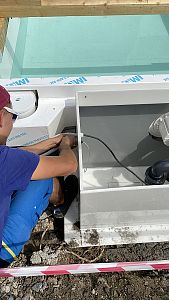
[145,160,169,185]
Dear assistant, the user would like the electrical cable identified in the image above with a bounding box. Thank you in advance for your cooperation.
[31,130,145,185]
[82,141,90,172]
[83,134,146,185]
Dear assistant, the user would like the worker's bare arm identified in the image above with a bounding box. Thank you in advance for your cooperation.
[31,136,78,180]
[20,134,63,155]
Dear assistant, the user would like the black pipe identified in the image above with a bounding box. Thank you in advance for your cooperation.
[145,160,169,185]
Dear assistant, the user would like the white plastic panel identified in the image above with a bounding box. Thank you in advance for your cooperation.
[7,98,66,146]
[78,89,169,107]
[10,91,37,118]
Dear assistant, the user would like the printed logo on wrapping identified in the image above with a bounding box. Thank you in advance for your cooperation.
[163,77,169,82]
[7,133,49,146]
[6,78,30,87]
[22,134,49,146]
[65,76,87,85]
[121,75,144,84]
[7,132,27,142]
[50,77,69,85]
[50,76,87,85]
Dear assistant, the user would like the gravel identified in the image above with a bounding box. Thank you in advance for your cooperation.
[1,215,169,299]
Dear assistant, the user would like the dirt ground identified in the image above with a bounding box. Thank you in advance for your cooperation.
[1,214,169,300]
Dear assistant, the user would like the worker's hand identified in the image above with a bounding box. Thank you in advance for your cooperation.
[38,134,63,153]
[33,134,64,154]
[59,135,77,150]
[20,134,64,155]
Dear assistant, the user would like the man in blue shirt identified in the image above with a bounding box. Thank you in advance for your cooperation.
[0,85,78,267]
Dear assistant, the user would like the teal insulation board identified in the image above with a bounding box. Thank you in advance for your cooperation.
[4,15,169,78]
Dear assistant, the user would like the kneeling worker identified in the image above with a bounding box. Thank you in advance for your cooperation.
[0,85,78,267]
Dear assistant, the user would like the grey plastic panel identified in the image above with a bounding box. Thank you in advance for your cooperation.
[80,185,169,229]
[80,103,169,168]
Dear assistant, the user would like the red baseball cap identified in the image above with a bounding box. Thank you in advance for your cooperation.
[0,85,10,110]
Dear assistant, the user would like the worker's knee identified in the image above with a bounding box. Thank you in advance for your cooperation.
[0,214,31,264]
[0,178,53,265]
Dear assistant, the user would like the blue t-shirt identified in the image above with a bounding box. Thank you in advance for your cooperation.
[0,146,40,247]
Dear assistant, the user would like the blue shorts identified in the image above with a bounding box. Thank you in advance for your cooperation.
[0,179,53,264]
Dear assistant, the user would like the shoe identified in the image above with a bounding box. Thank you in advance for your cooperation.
[53,175,78,219]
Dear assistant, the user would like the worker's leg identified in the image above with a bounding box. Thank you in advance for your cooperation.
[49,177,64,206]
[0,179,53,266]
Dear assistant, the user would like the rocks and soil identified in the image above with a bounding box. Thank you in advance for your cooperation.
[1,212,169,300]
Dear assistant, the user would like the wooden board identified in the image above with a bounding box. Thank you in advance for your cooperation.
[0,18,8,56]
[0,0,169,17]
